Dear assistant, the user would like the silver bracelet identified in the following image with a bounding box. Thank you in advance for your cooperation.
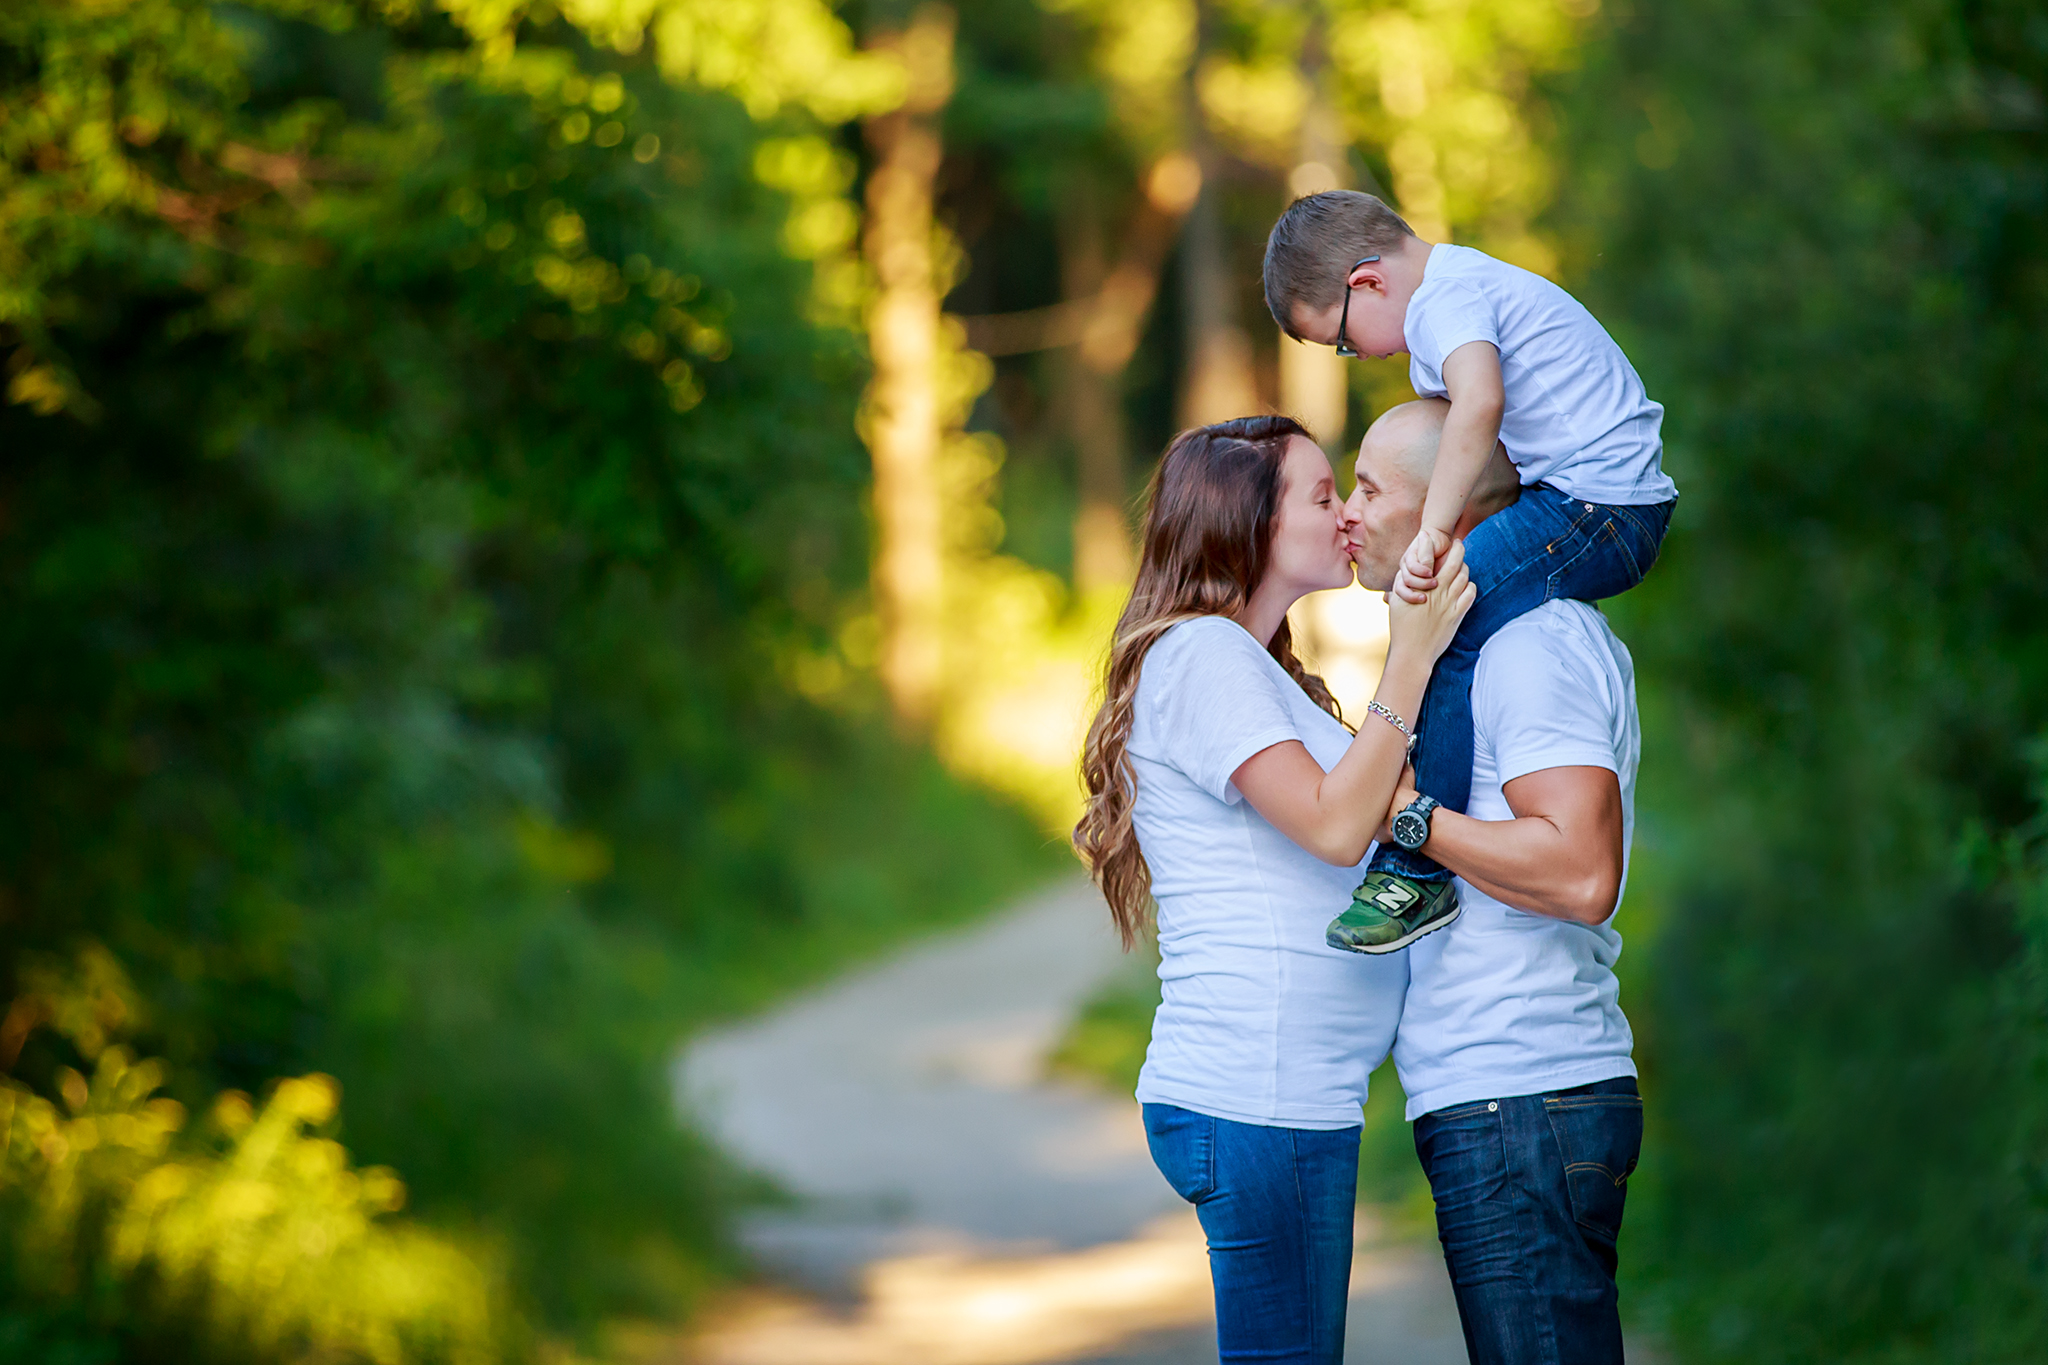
[1365,700,1416,753]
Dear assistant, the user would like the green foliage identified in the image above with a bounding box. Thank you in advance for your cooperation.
[0,0,1062,1347]
[1553,2,2048,1358]
[0,956,505,1365]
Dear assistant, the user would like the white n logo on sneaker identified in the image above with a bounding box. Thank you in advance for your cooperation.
[1371,884,1417,913]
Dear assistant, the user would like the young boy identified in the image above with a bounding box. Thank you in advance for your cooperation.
[1262,191,1677,953]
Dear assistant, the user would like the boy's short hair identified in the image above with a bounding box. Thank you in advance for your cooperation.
[1263,191,1417,340]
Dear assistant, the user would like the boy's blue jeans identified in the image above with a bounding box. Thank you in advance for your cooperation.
[1413,1077,1643,1365]
[1143,1103,1359,1365]
[1370,486,1676,883]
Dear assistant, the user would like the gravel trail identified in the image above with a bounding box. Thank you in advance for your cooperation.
[672,874,1471,1365]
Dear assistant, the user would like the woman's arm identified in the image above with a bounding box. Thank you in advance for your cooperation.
[1230,546,1474,866]
[1383,764,1625,923]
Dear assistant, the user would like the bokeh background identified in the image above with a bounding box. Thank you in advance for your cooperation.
[3,0,2045,1361]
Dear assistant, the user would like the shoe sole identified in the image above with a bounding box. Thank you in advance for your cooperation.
[1340,903,1462,956]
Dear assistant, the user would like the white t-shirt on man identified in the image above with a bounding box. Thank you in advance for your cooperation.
[1405,243,1678,507]
[1392,599,1641,1120]
[1129,615,1407,1130]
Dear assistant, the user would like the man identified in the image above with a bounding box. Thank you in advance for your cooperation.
[1350,399,1646,1364]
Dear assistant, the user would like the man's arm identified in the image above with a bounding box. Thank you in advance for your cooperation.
[1392,764,1625,925]
[1395,341,1504,602]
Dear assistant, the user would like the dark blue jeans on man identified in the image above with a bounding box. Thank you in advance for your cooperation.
[1413,1076,1643,1365]
[1369,485,1676,883]
[1143,1103,1359,1365]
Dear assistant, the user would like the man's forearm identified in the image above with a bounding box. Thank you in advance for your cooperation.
[1407,765,1626,924]
[1419,809,1617,924]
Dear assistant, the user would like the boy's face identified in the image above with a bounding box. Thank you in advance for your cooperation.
[1289,260,1412,361]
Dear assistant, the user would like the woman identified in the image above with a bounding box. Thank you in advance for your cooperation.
[1074,415,1472,1364]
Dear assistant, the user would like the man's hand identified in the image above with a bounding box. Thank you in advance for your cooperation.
[1393,527,1452,604]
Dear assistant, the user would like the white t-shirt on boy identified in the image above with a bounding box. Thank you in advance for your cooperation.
[1128,615,1407,1130]
[1405,242,1678,507]
[1393,599,1642,1120]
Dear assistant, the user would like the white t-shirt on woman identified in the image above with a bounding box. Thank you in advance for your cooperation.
[1127,614,1407,1130]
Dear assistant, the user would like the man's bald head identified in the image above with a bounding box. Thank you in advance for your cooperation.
[1362,399,1520,506]
[1345,399,1520,591]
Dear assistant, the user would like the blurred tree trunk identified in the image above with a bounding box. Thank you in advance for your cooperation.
[862,6,955,725]
[1278,26,1349,455]
[960,156,1199,591]
[1177,153,1259,428]
[1056,198,1134,591]
[1177,6,1258,430]
[1059,155,1203,588]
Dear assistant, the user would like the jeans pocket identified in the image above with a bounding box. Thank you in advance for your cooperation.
[1547,510,1649,602]
[1541,1093,1642,1251]
[1610,499,1674,576]
[1143,1104,1216,1204]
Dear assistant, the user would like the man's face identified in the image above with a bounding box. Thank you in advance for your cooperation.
[1343,423,1429,590]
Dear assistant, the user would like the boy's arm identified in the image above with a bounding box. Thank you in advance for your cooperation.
[1395,341,1504,601]
[1423,342,1505,536]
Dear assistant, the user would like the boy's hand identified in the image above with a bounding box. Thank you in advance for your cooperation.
[1393,526,1452,604]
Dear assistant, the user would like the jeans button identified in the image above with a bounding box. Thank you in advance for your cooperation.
[1488,1102,1498,1112]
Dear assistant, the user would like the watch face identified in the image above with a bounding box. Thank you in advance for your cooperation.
[1392,810,1428,849]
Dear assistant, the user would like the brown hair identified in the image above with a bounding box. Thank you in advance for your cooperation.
[1263,190,1417,339]
[1074,415,1342,949]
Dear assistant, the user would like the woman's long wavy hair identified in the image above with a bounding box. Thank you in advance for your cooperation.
[1075,414,1342,948]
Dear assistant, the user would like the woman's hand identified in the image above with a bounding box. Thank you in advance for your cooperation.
[1386,536,1476,667]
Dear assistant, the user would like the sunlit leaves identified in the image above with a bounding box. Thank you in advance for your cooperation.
[1325,0,1589,269]
[2,1050,503,1364]
[1197,58,1311,163]
[1033,0,1588,272]
[1036,0,1196,151]
[429,0,905,121]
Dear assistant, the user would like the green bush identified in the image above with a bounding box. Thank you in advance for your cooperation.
[0,0,1063,1344]
[1553,2,2048,1358]
[0,954,506,1365]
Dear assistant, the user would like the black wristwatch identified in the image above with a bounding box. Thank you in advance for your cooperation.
[1390,795,1440,852]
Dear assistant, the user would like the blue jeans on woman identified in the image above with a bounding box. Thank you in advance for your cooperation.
[1369,486,1676,883]
[1143,1103,1359,1365]
[1412,1077,1644,1365]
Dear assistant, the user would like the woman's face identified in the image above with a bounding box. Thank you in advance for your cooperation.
[1264,435,1358,596]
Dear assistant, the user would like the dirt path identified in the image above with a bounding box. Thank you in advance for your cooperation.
[670,875,1470,1365]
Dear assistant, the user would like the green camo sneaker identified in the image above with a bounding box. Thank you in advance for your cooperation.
[1326,873,1461,954]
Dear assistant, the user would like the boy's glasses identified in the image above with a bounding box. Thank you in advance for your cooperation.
[1331,255,1380,359]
